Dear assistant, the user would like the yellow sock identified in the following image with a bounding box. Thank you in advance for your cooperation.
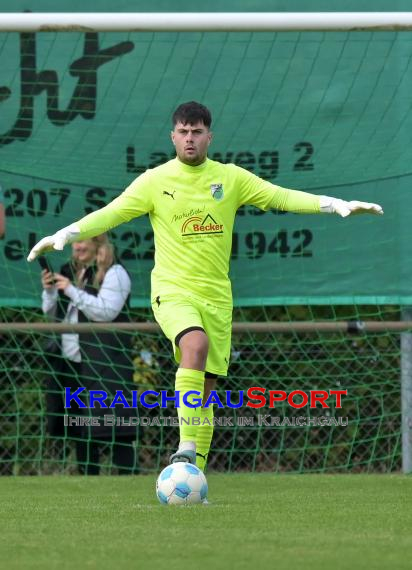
[196,404,214,471]
[175,368,204,443]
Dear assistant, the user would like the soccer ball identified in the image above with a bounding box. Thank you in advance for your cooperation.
[156,462,208,505]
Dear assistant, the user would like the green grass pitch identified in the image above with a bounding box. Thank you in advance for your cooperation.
[0,474,411,569]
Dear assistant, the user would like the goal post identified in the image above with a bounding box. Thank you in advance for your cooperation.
[1,12,412,32]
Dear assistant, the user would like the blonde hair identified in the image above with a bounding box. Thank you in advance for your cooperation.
[92,233,109,249]
[71,234,111,288]
[95,241,115,287]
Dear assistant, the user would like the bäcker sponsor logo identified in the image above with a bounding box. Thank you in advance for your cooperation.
[181,213,223,237]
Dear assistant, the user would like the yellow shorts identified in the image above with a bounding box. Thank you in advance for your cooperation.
[151,293,232,376]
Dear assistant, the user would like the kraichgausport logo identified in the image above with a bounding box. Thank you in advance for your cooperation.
[64,387,348,410]
[210,183,223,201]
[181,213,223,237]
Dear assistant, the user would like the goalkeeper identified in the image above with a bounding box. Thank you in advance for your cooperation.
[28,101,383,471]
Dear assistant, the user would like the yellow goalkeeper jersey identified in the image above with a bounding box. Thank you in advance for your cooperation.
[77,158,320,308]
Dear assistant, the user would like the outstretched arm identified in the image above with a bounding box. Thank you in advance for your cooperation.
[27,173,153,261]
[267,187,383,216]
[235,165,383,217]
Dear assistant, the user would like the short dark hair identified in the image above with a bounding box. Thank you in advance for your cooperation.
[172,101,212,128]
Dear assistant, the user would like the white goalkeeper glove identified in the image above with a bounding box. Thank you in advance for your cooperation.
[319,196,383,218]
[27,223,80,262]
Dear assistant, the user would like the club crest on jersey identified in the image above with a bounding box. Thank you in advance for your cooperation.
[210,183,224,201]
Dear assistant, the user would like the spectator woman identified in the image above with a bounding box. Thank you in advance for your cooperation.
[42,235,137,474]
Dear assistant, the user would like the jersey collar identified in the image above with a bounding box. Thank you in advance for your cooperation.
[175,157,209,173]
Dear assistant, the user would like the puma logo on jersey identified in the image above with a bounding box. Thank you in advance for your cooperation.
[163,190,176,200]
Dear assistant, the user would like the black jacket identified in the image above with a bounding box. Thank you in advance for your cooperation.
[78,264,137,438]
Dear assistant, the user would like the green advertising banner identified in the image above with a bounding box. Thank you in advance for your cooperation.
[0,0,410,306]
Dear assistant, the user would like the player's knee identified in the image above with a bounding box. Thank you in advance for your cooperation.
[185,337,208,362]
[179,330,208,366]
